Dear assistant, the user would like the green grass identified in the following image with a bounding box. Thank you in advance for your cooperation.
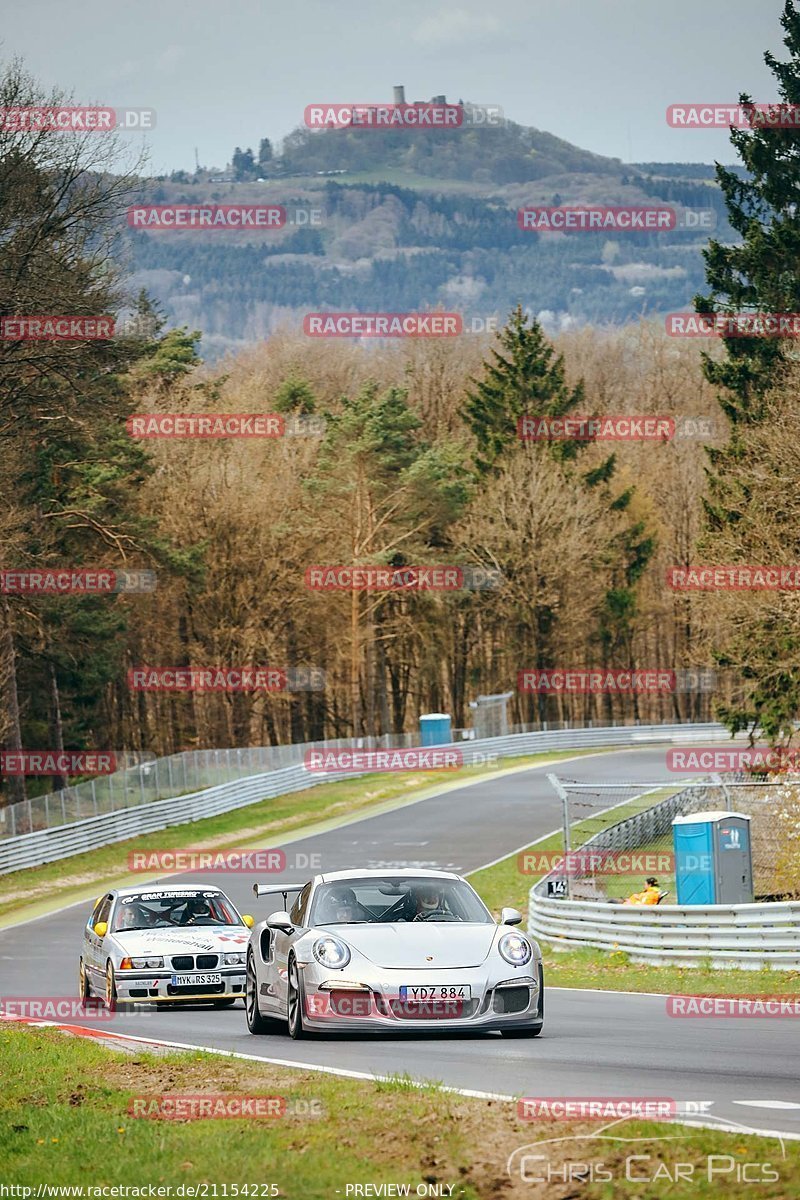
[1,1024,797,1198]
[0,750,596,925]
[535,943,800,994]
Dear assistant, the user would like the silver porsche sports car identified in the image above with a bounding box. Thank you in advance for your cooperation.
[79,882,254,1008]
[245,868,544,1038]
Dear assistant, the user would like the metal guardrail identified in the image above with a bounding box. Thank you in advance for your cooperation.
[527,891,800,968]
[0,721,733,874]
[527,778,800,967]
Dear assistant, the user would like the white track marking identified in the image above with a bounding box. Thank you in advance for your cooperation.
[733,1100,800,1110]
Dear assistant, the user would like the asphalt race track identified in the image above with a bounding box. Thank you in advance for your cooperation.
[2,746,799,1140]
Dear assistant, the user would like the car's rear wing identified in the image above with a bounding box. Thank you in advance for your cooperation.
[253,882,303,907]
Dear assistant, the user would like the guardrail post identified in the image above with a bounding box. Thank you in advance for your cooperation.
[712,772,732,812]
[547,772,571,900]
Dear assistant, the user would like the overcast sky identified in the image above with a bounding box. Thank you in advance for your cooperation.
[2,0,790,172]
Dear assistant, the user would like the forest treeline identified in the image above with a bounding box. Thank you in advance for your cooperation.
[4,1,800,804]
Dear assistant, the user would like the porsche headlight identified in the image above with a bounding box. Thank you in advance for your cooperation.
[313,936,351,969]
[223,952,246,966]
[498,933,532,966]
[127,956,164,970]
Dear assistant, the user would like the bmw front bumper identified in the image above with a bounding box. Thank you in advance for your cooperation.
[114,967,246,1003]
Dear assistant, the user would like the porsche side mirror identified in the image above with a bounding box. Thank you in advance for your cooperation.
[242,914,254,928]
[266,910,294,934]
[93,921,108,938]
[500,907,522,926]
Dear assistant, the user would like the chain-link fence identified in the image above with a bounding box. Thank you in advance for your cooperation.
[545,773,800,901]
[0,734,419,839]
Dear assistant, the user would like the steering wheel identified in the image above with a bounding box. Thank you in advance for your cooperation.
[412,908,450,922]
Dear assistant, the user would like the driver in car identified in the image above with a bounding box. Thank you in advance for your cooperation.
[411,883,447,921]
[181,897,213,925]
[116,902,145,931]
[322,887,359,923]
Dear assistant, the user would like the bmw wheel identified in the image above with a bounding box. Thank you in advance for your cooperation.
[78,958,91,1002]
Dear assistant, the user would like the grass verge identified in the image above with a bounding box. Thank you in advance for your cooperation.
[1,1023,796,1198]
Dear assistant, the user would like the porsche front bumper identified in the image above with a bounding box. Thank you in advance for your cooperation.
[298,962,542,1032]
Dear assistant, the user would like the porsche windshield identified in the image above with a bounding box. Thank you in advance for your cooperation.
[310,877,492,924]
[112,891,239,932]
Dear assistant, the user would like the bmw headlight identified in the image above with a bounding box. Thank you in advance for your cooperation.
[129,956,164,969]
[223,952,246,966]
[498,933,532,966]
[312,936,351,969]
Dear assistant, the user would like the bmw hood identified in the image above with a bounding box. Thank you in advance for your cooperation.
[114,926,250,957]
[317,923,499,969]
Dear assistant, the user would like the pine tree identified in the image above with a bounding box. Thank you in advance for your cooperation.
[696,0,800,425]
[464,305,585,474]
[693,1,800,737]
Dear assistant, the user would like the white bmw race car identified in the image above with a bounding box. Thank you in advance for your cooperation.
[245,868,544,1038]
[79,883,254,1009]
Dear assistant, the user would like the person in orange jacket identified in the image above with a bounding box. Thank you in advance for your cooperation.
[622,876,663,906]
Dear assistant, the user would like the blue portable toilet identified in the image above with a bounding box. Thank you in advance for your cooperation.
[419,713,452,746]
[672,810,753,905]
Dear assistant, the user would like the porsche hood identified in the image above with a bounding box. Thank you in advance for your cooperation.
[312,922,499,969]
